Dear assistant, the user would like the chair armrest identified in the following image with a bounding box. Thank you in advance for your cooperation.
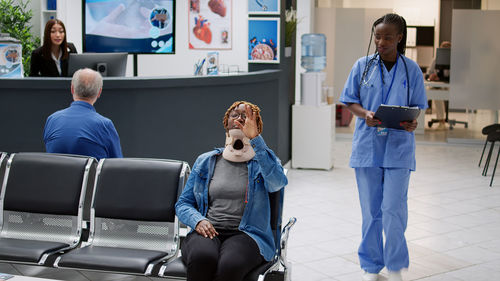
[280,217,296,256]
[279,217,296,281]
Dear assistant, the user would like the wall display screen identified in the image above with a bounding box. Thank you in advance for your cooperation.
[84,0,175,54]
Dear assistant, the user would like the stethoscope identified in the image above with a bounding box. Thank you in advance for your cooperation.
[362,53,411,106]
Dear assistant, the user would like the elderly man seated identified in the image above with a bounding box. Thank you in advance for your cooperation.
[43,68,123,160]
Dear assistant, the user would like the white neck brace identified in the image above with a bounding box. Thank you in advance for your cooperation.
[222,129,255,162]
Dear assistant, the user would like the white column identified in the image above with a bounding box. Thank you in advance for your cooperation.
[295,0,316,104]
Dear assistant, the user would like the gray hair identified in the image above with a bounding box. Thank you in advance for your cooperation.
[71,68,103,99]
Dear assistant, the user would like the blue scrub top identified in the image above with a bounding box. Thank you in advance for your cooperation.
[43,101,123,160]
[339,54,427,170]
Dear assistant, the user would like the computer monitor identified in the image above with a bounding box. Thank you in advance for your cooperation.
[435,48,450,68]
[68,53,128,77]
[435,48,451,81]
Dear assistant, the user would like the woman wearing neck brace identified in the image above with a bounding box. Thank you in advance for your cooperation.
[176,101,288,281]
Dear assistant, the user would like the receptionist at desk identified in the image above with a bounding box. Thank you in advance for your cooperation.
[30,19,77,77]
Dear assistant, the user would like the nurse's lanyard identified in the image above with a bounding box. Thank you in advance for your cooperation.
[379,55,398,105]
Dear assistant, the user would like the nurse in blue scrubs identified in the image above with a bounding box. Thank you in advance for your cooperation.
[339,14,427,281]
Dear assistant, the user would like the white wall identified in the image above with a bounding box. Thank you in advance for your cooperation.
[297,0,440,104]
[450,10,500,110]
[295,0,316,103]
[341,0,440,47]
[313,0,439,101]
[321,8,390,101]
[342,0,438,25]
[56,0,248,77]
[482,0,500,10]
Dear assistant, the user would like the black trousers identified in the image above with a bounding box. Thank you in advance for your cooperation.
[181,230,264,281]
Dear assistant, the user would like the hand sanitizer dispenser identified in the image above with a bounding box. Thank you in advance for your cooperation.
[301,33,326,106]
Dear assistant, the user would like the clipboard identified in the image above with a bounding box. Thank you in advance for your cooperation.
[374,104,420,130]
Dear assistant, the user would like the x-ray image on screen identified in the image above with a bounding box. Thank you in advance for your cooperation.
[84,0,175,54]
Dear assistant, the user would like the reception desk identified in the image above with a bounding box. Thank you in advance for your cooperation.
[0,70,291,166]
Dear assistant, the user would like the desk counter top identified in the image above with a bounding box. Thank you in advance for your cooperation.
[0,70,291,166]
[425,81,450,100]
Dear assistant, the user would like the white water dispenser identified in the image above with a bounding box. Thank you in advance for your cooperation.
[300,33,326,106]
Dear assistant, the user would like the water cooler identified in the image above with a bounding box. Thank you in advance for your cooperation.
[292,33,335,170]
[300,33,326,106]
[0,33,23,78]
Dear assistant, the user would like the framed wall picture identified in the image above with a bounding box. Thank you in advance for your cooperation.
[248,18,280,64]
[248,0,280,15]
[189,0,232,50]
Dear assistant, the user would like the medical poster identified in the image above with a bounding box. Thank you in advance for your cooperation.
[248,18,280,63]
[189,0,232,50]
[248,0,280,15]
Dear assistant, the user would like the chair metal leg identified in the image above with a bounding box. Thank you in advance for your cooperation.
[483,142,495,176]
[479,140,488,167]
[490,145,500,187]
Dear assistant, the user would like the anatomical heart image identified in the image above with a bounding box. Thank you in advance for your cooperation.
[189,0,232,49]
[208,0,226,17]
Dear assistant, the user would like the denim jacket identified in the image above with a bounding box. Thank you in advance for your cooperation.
[175,135,288,261]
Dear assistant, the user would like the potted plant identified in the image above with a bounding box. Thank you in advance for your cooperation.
[284,7,298,57]
[0,0,40,76]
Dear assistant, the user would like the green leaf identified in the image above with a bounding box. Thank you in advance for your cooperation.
[0,0,40,76]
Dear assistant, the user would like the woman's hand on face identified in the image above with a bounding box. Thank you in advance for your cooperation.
[234,104,259,139]
[365,111,380,127]
[400,120,418,132]
[195,220,219,239]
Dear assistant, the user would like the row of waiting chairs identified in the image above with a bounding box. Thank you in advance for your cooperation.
[0,152,295,281]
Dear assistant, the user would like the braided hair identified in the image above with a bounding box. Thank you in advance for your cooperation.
[360,13,408,87]
[223,101,263,134]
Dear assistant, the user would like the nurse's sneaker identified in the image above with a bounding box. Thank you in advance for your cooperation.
[362,271,378,281]
[388,270,403,281]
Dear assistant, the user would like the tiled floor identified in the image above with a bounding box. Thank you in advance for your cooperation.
[282,139,500,280]
[2,139,500,280]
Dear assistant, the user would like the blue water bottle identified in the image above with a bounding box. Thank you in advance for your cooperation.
[301,33,326,72]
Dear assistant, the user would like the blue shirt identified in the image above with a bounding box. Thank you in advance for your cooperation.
[43,101,123,160]
[175,135,288,261]
[339,54,427,170]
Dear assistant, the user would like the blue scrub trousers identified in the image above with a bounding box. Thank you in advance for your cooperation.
[355,167,411,273]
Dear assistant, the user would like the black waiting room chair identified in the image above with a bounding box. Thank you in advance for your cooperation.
[158,170,297,281]
[478,124,500,168]
[0,152,8,191]
[0,153,96,265]
[482,130,500,187]
[55,158,189,276]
